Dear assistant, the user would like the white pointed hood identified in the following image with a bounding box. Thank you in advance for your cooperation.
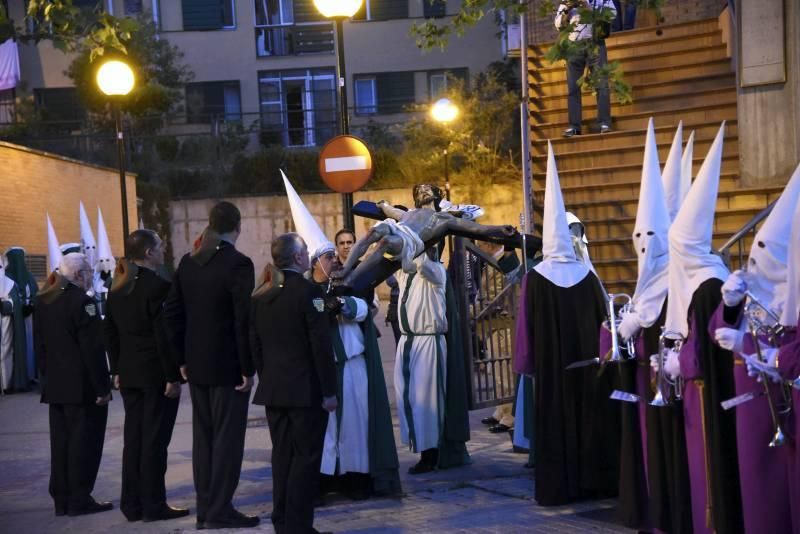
[47,214,63,273]
[780,195,800,327]
[79,201,98,266]
[632,118,671,327]
[665,123,730,336]
[662,122,684,223]
[96,207,116,274]
[534,142,590,287]
[747,162,800,317]
[281,170,334,262]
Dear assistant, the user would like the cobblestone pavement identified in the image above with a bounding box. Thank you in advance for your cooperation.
[0,311,632,533]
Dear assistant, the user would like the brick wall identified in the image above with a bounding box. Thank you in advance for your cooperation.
[525,0,730,45]
[0,141,138,270]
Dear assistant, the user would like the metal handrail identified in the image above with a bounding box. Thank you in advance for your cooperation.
[717,200,776,268]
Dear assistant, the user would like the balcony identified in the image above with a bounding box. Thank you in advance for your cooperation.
[255,22,335,57]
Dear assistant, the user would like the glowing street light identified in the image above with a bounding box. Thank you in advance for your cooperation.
[312,0,363,18]
[96,58,135,248]
[430,98,459,123]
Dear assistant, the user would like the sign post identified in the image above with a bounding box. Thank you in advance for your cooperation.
[318,135,374,230]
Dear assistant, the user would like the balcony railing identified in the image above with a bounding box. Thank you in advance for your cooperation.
[255,22,335,57]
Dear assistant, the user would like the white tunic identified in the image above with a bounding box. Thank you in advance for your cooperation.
[0,275,15,390]
[394,255,448,452]
[320,297,370,475]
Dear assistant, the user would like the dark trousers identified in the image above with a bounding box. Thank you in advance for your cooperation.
[48,402,108,510]
[566,41,611,130]
[266,406,328,534]
[611,0,637,31]
[120,386,180,518]
[189,384,250,522]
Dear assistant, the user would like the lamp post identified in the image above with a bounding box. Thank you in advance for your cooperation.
[313,0,364,231]
[96,59,135,249]
[430,98,459,201]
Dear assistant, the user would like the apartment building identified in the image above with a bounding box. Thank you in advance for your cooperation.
[3,0,505,148]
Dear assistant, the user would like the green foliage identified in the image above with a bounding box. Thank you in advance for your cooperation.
[410,0,526,50]
[155,136,179,162]
[136,180,174,269]
[227,146,324,195]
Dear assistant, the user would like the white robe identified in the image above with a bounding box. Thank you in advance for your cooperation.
[321,297,370,475]
[394,255,448,452]
[512,379,530,449]
[0,275,15,391]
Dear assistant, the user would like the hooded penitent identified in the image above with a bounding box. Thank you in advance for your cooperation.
[746,161,800,317]
[533,141,590,288]
[631,118,672,328]
[662,121,685,223]
[665,123,729,337]
[281,170,335,264]
[47,215,62,274]
[96,207,116,275]
[780,197,800,327]
[79,202,98,267]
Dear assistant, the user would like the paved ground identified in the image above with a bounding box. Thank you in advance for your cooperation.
[0,311,632,533]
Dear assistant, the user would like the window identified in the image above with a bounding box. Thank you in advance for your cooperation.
[185,81,242,123]
[353,0,407,21]
[258,68,336,147]
[33,88,85,129]
[428,68,468,100]
[0,89,15,125]
[254,0,333,57]
[423,0,445,18]
[124,0,144,15]
[354,78,376,115]
[182,0,235,30]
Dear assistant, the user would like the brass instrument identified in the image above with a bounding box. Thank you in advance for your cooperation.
[650,328,684,407]
[603,293,636,363]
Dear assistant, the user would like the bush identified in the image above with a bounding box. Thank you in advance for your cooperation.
[155,136,179,161]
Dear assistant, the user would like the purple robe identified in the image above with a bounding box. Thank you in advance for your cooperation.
[708,302,793,534]
[513,273,532,375]
[777,318,800,534]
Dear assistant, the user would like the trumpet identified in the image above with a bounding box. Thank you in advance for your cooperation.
[603,293,636,363]
[744,291,785,343]
[650,328,684,407]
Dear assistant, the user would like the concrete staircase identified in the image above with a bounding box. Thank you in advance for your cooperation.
[527,17,782,294]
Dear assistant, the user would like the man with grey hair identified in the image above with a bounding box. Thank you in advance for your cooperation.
[251,233,338,534]
[34,253,112,517]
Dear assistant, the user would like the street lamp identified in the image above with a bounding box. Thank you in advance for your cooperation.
[313,0,364,231]
[97,59,135,250]
[430,98,459,200]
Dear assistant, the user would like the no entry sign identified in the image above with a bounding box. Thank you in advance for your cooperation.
[318,135,374,194]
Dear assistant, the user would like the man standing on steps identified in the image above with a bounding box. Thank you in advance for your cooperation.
[555,0,617,137]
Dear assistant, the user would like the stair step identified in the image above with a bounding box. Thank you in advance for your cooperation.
[587,232,759,260]
[532,72,736,108]
[532,154,739,186]
[529,18,721,54]
[531,119,738,155]
[531,87,736,125]
[532,102,737,139]
[532,133,738,172]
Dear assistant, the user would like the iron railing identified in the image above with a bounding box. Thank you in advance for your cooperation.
[255,22,335,56]
[717,200,776,271]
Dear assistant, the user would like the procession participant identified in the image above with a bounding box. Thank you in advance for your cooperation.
[335,228,356,266]
[709,162,800,534]
[163,201,258,530]
[46,215,62,274]
[0,256,15,392]
[79,202,107,299]
[105,230,188,523]
[514,142,617,506]
[35,253,112,517]
[95,208,116,294]
[250,233,337,533]
[282,175,400,499]
[665,123,743,534]
[4,247,37,390]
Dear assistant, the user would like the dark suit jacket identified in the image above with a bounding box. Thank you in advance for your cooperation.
[104,266,179,388]
[250,270,337,407]
[35,283,110,404]
[163,241,255,386]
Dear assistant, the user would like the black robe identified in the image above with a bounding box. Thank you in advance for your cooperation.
[525,269,620,506]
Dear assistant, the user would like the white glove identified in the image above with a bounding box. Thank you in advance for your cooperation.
[721,270,747,307]
[664,350,681,379]
[617,310,641,341]
[743,352,782,383]
[649,353,660,373]
[714,327,744,353]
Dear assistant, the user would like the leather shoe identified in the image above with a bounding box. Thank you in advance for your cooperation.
[68,498,114,516]
[488,423,510,433]
[196,520,206,530]
[143,505,190,522]
[54,504,68,517]
[123,510,143,521]
[480,416,499,425]
[408,460,436,475]
[203,509,260,529]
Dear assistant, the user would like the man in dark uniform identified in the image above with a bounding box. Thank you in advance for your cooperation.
[34,252,113,517]
[105,230,189,523]
[163,201,258,530]
[250,233,338,534]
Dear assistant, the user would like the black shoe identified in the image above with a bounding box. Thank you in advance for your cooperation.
[143,505,190,522]
[312,530,333,534]
[488,423,511,433]
[599,123,611,134]
[54,504,68,517]
[123,510,142,522]
[203,509,260,529]
[408,460,436,475]
[480,416,499,425]
[196,519,206,530]
[68,498,114,516]
[563,127,581,138]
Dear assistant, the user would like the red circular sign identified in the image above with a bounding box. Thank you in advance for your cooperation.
[318,135,374,193]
